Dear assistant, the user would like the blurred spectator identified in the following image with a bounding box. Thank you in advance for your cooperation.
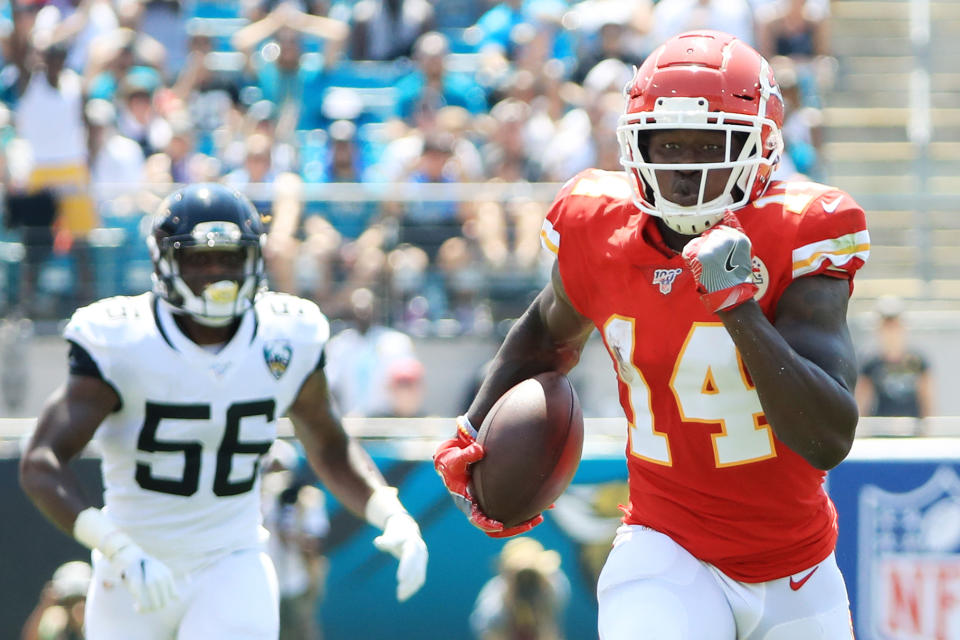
[115,70,171,157]
[372,356,427,417]
[469,537,570,640]
[571,14,646,85]
[471,196,544,274]
[347,0,434,61]
[13,39,98,312]
[540,89,623,182]
[231,3,348,71]
[21,560,91,640]
[159,111,207,184]
[756,0,834,108]
[434,235,492,335]
[262,439,329,640]
[311,118,380,239]
[373,105,483,184]
[259,169,311,294]
[504,4,576,78]
[479,97,540,181]
[324,286,421,417]
[223,132,279,213]
[390,130,468,264]
[385,241,431,328]
[651,0,756,48]
[246,0,334,22]
[770,55,823,180]
[856,295,935,424]
[394,31,488,125]
[86,97,145,207]
[84,27,165,101]
[171,31,242,156]
[580,57,633,96]
[755,0,830,63]
[0,3,44,106]
[138,0,187,77]
[469,0,573,67]
[219,99,296,176]
[35,0,119,75]
[253,100,298,167]
[231,2,348,125]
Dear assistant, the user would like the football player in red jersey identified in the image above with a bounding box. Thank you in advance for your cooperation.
[435,31,869,639]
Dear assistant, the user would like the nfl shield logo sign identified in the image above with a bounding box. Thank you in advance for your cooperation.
[859,466,960,639]
[263,340,292,380]
[652,268,683,294]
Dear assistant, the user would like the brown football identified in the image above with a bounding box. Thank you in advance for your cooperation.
[470,372,584,528]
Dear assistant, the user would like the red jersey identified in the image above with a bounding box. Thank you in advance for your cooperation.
[541,169,870,582]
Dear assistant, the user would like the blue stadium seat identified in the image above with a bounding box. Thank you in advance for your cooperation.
[185,0,243,20]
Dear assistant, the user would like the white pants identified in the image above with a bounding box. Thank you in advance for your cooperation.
[597,525,853,640]
[85,548,279,640]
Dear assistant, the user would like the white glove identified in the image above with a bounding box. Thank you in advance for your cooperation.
[373,513,428,602]
[74,507,180,612]
[109,540,180,612]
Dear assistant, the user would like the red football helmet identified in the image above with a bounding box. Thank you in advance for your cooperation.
[617,30,784,234]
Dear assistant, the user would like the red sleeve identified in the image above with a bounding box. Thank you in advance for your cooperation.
[790,190,870,290]
[541,170,595,258]
[540,169,632,315]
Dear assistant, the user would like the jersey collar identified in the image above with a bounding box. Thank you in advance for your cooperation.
[630,212,682,261]
[154,296,256,362]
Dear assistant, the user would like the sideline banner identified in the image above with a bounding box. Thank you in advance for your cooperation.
[830,438,960,640]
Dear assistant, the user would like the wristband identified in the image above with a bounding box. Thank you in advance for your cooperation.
[700,282,758,313]
[73,507,133,559]
[364,486,408,531]
[456,415,478,439]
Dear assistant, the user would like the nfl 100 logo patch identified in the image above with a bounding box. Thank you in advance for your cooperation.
[858,466,960,639]
[652,268,683,294]
[263,340,293,380]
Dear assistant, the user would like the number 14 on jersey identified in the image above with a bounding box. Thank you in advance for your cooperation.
[604,318,776,468]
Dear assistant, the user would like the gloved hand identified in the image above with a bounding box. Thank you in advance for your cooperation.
[681,211,758,313]
[433,416,544,538]
[373,513,428,602]
[73,507,179,612]
[109,540,180,612]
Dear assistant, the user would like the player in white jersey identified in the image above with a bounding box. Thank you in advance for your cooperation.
[20,183,428,639]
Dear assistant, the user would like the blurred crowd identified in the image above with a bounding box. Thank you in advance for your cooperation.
[0,0,836,334]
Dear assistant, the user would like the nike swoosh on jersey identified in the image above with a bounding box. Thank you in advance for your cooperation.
[821,196,844,213]
[724,246,738,272]
[789,566,819,590]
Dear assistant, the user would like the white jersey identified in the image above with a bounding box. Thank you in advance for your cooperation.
[64,292,329,574]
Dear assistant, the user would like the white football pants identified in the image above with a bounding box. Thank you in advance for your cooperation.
[597,525,854,640]
[84,548,279,640]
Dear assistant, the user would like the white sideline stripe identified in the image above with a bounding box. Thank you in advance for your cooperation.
[4,416,960,446]
[0,417,632,440]
[792,230,871,278]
